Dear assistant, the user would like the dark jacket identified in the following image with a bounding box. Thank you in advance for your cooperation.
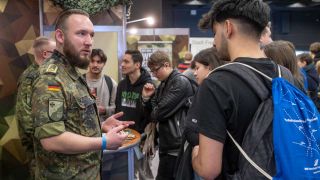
[304,63,319,106]
[115,68,152,133]
[174,93,199,180]
[146,70,194,154]
[314,52,320,65]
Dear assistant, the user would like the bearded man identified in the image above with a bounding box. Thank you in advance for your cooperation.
[31,9,134,179]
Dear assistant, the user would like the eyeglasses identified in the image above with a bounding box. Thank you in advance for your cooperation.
[150,65,163,73]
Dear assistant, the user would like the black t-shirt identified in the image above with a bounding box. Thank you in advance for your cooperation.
[193,57,278,178]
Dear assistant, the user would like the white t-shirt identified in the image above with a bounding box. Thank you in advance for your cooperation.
[86,75,117,122]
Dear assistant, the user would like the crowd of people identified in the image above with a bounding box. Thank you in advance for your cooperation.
[15,0,320,179]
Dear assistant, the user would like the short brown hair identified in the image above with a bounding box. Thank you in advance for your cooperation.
[297,53,313,65]
[193,47,224,70]
[264,40,302,85]
[33,36,54,56]
[148,51,171,68]
[184,52,193,61]
[54,9,89,31]
[310,42,320,54]
[33,36,53,50]
[91,48,107,63]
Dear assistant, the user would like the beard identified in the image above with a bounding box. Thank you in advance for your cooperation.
[122,66,137,76]
[63,37,90,69]
[217,34,231,61]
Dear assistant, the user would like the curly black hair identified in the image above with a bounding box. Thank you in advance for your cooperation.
[199,0,270,39]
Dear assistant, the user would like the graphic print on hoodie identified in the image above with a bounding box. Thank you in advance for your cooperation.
[115,68,152,133]
[121,91,140,108]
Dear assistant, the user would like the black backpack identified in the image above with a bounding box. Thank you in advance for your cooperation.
[82,74,113,106]
[213,63,294,179]
[183,75,198,95]
[174,74,199,180]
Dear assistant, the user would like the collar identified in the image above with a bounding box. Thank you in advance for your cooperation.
[51,50,82,81]
[163,69,178,83]
[31,62,39,68]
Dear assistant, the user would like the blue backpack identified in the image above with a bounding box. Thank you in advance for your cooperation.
[216,62,320,180]
[273,74,320,179]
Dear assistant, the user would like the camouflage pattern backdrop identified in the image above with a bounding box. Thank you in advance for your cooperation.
[0,1,39,178]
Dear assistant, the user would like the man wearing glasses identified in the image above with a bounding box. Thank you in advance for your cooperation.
[15,36,56,179]
[142,51,194,180]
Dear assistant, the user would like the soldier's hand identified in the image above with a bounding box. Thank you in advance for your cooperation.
[101,112,135,132]
[142,83,155,98]
[105,125,128,150]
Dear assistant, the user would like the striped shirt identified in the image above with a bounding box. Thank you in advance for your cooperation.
[177,62,191,73]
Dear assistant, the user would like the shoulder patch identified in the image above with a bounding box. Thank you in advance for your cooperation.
[48,99,64,121]
[46,64,58,74]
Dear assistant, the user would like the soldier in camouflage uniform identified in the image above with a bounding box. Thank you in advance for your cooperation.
[31,9,133,179]
[15,36,55,179]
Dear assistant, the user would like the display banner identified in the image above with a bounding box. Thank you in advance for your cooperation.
[189,37,214,56]
[138,41,173,70]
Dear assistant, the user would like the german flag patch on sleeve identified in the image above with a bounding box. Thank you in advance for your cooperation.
[48,84,61,92]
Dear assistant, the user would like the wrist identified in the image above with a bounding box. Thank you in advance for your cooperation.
[102,133,107,150]
[142,95,150,102]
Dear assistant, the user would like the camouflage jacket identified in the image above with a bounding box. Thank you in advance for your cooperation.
[32,50,101,179]
[16,62,39,174]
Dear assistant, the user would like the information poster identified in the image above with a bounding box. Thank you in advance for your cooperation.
[138,41,173,70]
[189,37,214,56]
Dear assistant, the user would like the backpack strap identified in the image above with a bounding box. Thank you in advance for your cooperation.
[227,131,272,180]
[213,62,272,100]
[277,65,282,78]
[179,74,198,94]
[83,73,113,106]
[104,75,113,106]
[212,62,294,99]
[223,62,273,81]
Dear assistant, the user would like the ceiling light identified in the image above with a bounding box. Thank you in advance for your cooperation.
[184,0,207,5]
[128,28,138,34]
[146,17,155,25]
[127,17,155,26]
[288,2,305,8]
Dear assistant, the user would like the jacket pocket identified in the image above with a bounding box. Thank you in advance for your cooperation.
[73,95,100,137]
[158,107,188,152]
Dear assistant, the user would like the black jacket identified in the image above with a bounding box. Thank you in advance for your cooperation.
[314,52,320,65]
[304,63,319,106]
[115,68,152,133]
[146,70,194,154]
[174,93,199,180]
